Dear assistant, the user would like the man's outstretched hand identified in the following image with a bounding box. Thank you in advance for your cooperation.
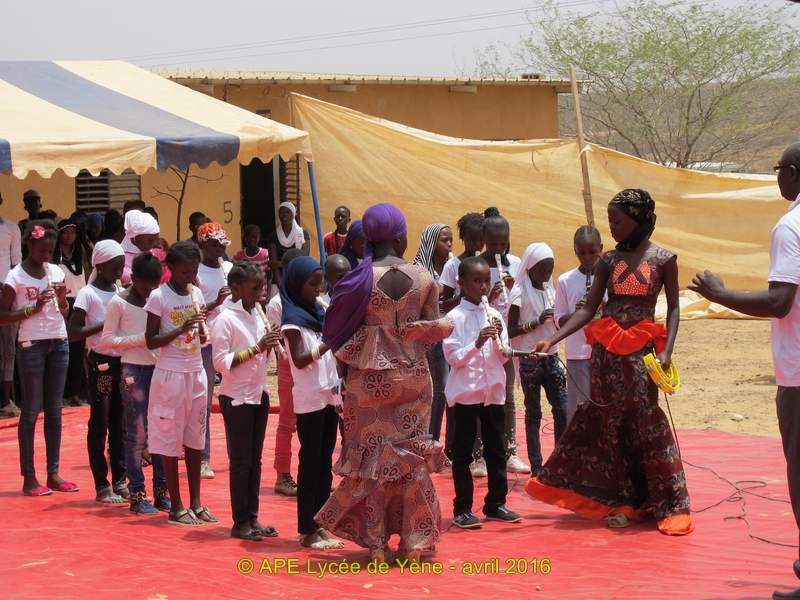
[688,270,726,302]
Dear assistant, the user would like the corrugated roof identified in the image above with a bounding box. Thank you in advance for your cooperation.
[151,68,576,88]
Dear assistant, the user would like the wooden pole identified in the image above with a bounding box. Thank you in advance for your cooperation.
[570,64,594,226]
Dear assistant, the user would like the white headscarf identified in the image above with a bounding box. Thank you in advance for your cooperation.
[508,242,556,309]
[88,239,124,284]
[276,202,306,249]
[122,210,160,254]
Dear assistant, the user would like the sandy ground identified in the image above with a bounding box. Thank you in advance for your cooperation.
[267,319,780,438]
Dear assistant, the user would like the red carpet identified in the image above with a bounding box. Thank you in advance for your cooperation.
[1,407,797,599]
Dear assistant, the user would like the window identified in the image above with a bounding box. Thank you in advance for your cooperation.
[75,169,141,213]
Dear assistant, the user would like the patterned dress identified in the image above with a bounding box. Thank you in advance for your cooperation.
[316,263,453,551]
[526,244,693,534]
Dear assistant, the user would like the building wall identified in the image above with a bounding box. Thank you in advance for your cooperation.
[207,82,560,140]
[0,164,241,245]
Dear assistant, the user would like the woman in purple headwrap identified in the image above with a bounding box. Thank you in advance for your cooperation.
[317,204,453,563]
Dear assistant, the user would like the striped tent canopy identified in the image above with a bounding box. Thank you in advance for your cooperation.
[0,60,311,179]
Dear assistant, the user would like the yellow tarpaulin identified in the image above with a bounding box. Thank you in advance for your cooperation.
[292,93,785,314]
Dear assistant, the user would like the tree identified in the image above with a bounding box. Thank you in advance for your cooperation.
[151,166,223,240]
[476,0,800,170]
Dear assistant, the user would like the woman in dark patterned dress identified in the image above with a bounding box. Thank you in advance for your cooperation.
[317,204,454,563]
[528,189,693,536]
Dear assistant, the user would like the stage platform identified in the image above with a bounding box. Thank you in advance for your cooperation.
[0,408,797,599]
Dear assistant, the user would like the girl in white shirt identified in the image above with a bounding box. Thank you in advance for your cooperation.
[508,243,567,477]
[211,262,281,542]
[69,240,126,504]
[280,256,343,551]
[479,212,529,475]
[195,222,233,480]
[101,253,169,515]
[0,220,76,497]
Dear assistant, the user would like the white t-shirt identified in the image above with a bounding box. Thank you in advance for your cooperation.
[439,256,461,294]
[554,267,594,360]
[266,293,282,327]
[100,294,158,366]
[281,324,341,414]
[144,283,205,372]
[509,281,558,355]
[489,254,521,318]
[73,283,119,354]
[58,264,86,300]
[0,219,21,283]
[196,262,231,328]
[5,263,67,342]
[769,201,800,387]
[211,299,270,406]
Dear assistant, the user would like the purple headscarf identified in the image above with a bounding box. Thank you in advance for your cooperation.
[322,204,407,351]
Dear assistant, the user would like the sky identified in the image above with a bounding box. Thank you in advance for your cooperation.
[0,0,793,77]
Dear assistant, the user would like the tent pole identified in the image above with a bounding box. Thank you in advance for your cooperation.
[570,64,595,227]
[306,160,326,266]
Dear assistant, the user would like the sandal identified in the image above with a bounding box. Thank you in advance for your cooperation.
[192,506,218,523]
[607,514,631,529]
[50,480,79,493]
[112,483,130,500]
[24,485,53,497]
[168,508,202,527]
[251,520,278,538]
[96,487,126,505]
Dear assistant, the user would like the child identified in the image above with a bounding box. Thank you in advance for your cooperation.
[444,256,521,529]
[69,240,128,503]
[480,212,529,476]
[266,248,303,496]
[0,221,77,496]
[413,224,455,447]
[211,262,282,541]
[527,189,693,536]
[101,253,170,515]
[553,226,604,422]
[323,206,351,257]
[320,254,352,306]
[233,224,270,303]
[144,240,216,527]
[339,220,365,269]
[280,256,344,550]
[195,222,233,479]
[439,212,484,312]
[508,243,567,477]
[120,210,160,286]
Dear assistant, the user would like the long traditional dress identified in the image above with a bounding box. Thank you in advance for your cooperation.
[316,263,453,551]
[525,244,693,535]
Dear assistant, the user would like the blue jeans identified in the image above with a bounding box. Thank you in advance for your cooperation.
[201,344,215,462]
[17,338,69,478]
[122,364,165,494]
[520,355,568,474]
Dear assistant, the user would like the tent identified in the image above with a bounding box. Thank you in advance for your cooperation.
[291,93,784,299]
[0,61,330,254]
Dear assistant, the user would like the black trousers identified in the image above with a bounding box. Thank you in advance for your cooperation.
[777,387,800,558]
[86,351,125,492]
[295,405,339,535]
[451,403,507,515]
[220,393,269,528]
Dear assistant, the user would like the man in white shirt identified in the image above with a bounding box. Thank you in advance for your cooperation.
[690,143,800,599]
[0,192,21,417]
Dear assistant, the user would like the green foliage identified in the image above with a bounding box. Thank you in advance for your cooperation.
[478,0,800,169]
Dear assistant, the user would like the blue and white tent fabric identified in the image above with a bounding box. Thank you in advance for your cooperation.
[0,60,311,178]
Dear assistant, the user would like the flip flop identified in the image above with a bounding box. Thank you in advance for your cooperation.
[168,508,202,527]
[50,481,80,493]
[192,506,218,523]
[24,485,53,497]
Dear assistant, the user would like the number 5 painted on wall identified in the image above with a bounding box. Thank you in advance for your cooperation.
[223,200,233,224]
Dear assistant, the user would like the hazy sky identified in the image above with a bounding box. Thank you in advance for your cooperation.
[0,0,792,77]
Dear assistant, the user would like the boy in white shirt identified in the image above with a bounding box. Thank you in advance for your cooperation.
[553,226,604,422]
[195,222,233,480]
[68,240,127,504]
[145,241,215,527]
[101,253,169,515]
[444,256,522,529]
[508,243,567,477]
[212,262,282,541]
